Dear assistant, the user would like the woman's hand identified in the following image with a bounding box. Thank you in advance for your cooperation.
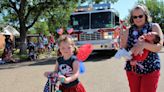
[119,28,129,48]
[131,40,145,56]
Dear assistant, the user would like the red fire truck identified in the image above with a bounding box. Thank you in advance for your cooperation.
[69,3,120,51]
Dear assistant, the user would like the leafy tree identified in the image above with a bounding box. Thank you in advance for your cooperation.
[0,0,78,53]
[45,1,77,35]
[32,21,49,35]
[137,0,164,31]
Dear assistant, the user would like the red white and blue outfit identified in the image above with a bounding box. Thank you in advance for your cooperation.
[125,23,160,92]
[57,55,86,92]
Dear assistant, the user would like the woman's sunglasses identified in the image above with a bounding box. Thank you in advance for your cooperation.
[132,15,144,19]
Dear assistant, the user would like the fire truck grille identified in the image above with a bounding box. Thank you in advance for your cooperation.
[79,32,103,41]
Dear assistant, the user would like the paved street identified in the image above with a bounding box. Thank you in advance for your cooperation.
[0,48,164,92]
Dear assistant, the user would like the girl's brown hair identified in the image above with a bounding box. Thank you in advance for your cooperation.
[129,4,152,25]
[57,35,78,56]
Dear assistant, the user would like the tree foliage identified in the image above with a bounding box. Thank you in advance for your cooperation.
[45,1,77,34]
[0,0,79,53]
[137,0,164,30]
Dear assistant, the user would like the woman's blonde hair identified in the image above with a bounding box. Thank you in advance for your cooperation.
[129,4,152,25]
[57,35,78,56]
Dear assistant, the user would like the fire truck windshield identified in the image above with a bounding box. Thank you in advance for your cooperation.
[91,12,111,29]
[70,11,113,30]
[70,13,89,30]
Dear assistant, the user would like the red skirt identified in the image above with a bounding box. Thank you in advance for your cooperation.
[59,82,86,92]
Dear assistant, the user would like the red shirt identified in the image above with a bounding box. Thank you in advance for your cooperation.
[49,35,55,43]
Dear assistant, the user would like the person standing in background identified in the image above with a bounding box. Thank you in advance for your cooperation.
[49,32,55,51]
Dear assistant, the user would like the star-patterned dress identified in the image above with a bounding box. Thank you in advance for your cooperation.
[125,23,160,74]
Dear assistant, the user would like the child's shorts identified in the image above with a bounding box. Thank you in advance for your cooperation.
[59,82,86,92]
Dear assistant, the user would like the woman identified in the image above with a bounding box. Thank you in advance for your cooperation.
[5,35,13,51]
[49,32,55,51]
[120,4,163,92]
[2,48,16,63]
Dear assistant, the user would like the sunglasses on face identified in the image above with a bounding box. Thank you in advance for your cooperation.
[132,15,144,19]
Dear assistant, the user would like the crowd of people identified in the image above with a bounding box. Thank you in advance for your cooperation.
[0,32,56,64]
[27,32,56,60]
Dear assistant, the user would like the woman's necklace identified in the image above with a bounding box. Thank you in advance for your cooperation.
[132,24,149,43]
[132,29,139,43]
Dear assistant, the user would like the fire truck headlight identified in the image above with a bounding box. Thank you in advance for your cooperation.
[104,35,113,39]
[71,34,78,41]
[72,37,78,41]
[104,35,109,39]
[104,32,113,39]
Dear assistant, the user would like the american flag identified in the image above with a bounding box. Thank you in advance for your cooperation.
[67,28,74,34]
[56,28,63,35]
[44,79,50,92]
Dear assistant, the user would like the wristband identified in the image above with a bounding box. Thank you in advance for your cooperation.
[61,78,65,83]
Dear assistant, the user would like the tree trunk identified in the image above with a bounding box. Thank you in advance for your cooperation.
[19,30,27,54]
[19,20,27,54]
[18,0,27,54]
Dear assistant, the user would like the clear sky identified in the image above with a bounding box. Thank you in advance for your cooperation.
[111,0,164,19]
[111,0,138,19]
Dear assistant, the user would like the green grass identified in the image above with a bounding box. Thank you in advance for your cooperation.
[37,50,57,59]
[0,49,3,58]
[0,48,57,61]
[13,53,28,60]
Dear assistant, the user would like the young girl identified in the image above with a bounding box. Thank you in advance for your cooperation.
[44,35,86,92]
